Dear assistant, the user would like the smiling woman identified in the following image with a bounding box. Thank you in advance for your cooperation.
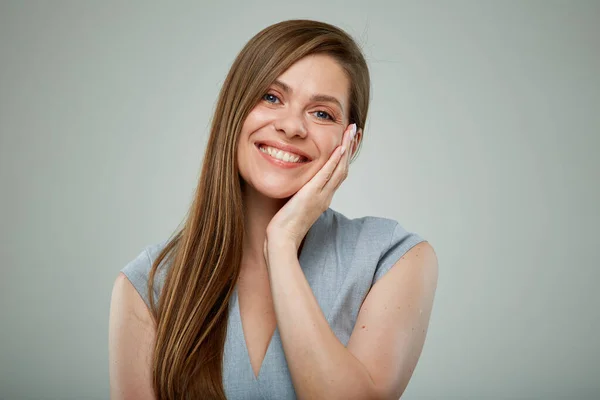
[238,54,352,198]
[109,19,438,400]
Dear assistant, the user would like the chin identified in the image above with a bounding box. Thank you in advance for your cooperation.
[254,180,303,199]
[239,171,308,199]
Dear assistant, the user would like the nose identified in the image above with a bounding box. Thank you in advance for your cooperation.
[272,107,307,139]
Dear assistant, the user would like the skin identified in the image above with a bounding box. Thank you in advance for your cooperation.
[108,53,438,400]
[237,54,361,264]
[238,54,438,399]
[235,53,361,383]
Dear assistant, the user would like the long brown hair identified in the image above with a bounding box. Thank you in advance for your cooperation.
[147,19,371,399]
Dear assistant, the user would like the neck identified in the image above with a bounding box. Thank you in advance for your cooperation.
[241,182,288,269]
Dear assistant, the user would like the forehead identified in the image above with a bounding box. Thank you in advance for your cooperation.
[276,54,349,104]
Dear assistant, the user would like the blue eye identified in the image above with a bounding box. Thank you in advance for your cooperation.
[263,93,280,104]
[314,110,333,120]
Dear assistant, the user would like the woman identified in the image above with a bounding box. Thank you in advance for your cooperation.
[109,19,438,400]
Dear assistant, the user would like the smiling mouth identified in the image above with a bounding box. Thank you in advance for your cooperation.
[256,144,310,163]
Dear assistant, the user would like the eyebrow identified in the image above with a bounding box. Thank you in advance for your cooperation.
[273,79,345,113]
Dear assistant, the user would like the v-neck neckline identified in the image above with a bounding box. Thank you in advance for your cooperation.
[232,210,324,382]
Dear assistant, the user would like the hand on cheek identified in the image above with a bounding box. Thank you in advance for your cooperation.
[265,123,357,253]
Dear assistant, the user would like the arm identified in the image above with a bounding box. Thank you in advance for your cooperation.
[266,240,438,400]
[108,273,157,400]
[346,241,438,399]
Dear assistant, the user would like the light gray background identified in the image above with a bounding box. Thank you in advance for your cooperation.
[1,1,598,399]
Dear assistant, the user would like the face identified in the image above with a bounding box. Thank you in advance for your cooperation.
[237,54,351,199]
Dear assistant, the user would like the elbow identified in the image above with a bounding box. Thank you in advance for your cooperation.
[327,375,391,400]
[360,371,410,400]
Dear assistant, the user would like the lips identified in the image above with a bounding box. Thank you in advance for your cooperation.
[254,140,312,161]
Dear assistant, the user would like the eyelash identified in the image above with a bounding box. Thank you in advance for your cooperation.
[262,93,336,121]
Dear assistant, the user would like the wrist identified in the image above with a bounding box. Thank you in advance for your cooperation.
[266,236,298,257]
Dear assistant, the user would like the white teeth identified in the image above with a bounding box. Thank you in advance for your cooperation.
[259,145,303,163]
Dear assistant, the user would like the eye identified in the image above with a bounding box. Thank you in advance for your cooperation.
[262,93,280,104]
[313,110,334,121]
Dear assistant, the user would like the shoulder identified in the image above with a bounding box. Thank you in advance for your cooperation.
[325,207,422,246]
[119,239,172,311]
[109,273,157,398]
[325,208,428,283]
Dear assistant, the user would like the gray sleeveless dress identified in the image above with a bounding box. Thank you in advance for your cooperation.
[121,207,426,399]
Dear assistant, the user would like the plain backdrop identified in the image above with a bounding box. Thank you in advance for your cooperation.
[1,1,598,399]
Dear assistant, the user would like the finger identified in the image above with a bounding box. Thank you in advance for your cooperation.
[340,124,352,155]
[313,124,354,191]
[337,124,354,173]
[327,126,355,192]
[314,144,344,191]
[329,147,349,192]
[347,136,355,168]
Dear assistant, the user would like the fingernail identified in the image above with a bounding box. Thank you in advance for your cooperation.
[350,124,357,140]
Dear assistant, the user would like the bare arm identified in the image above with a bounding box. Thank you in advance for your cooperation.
[266,240,438,400]
[266,241,380,399]
[108,272,157,400]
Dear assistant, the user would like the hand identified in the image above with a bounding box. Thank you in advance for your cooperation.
[264,123,358,257]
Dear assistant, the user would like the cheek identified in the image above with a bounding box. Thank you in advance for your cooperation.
[244,105,273,130]
[317,130,343,158]
[329,134,342,151]
[237,109,265,158]
[237,108,272,174]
